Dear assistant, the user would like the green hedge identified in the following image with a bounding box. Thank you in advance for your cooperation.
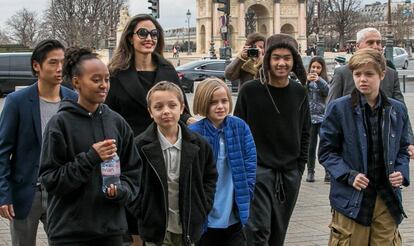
[0,44,32,52]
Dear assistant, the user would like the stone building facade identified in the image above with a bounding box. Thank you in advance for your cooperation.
[196,0,307,55]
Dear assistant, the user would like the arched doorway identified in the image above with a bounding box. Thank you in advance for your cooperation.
[260,24,268,37]
[281,24,294,36]
[245,4,270,37]
[200,25,206,53]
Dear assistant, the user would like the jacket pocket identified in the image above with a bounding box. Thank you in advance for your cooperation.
[329,223,352,246]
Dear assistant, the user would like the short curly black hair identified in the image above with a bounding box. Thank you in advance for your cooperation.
[62,47,98,83]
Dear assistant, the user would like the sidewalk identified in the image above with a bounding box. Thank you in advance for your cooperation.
[0,93,414,245]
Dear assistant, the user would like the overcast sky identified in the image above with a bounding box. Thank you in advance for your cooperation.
[0,0,197,30]
[0,0,383,31]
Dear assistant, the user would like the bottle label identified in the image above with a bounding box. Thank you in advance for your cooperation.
[101,161,121,176]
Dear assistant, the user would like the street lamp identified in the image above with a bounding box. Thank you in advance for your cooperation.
[186,9,191,55]
[385,0,394,63]
[314,0,325,57]
[108,28,116,60]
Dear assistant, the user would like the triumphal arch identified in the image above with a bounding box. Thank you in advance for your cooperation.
[196,0,307,55]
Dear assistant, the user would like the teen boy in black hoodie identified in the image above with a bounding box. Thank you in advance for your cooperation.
[39,48,141,245]
[234,34,310,245]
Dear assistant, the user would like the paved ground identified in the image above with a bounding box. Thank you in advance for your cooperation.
[0,92,414,245]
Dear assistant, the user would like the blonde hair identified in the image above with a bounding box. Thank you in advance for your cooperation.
[348,48,386,77]
[193,78,233,117]
[146,81,184,107]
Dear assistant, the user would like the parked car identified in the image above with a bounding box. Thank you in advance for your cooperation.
[0,52,37,96]
[301,56,312,70]
[393,47,409,69]
[176,59,238,93]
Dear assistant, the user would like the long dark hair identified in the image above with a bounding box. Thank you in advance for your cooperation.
[307,56,328,81]
[108,14,165,74]
[245,32,266,46]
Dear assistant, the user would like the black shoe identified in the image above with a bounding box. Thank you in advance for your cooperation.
[324,172,331,183]
[306,172,315,182]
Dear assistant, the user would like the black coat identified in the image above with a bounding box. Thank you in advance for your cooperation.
[105,54,192,136]
[39,101,141,243]
[130,122,217,245]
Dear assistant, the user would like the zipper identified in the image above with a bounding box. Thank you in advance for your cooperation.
[382,108,389,174]
[141,148,169,240]
[385,107,407,218]
[185,164,193,245]
[354,190,362,207]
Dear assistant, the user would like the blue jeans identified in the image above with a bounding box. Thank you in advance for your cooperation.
[307,123,321,173]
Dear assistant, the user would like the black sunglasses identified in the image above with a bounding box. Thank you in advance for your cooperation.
[134,28,159,40]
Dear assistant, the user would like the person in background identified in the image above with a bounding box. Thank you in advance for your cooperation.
[189,78,257,246]
[305,57,329,183]
[224,32,266,88]
[334,56,346,70]
[131,81,217,246]
[319,48,409,246]
[0,39,77,246]
[106,13,196,245]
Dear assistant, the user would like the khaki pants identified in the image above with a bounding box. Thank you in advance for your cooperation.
[329,196,402,246]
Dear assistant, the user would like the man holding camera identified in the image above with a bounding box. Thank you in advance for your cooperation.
[225,33,266,88]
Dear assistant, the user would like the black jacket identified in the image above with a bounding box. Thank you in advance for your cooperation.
[130,122,217,245]
[105,54,192,136]
[39,100,141,243]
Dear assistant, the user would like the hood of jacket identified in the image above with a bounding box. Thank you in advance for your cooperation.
[260,34,307,85]
[58,99,105,116]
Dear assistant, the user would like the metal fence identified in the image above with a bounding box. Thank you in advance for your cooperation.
[400,75,414,93]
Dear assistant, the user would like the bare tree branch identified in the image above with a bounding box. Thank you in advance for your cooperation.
[42,0,126,48]
[6,8,40,48]
[323,0,362,48]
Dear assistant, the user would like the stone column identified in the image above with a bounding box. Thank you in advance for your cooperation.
[298,0,306,36]
[213,2,219,44]
[274,0,281,34]
[297,0,307,53]
[239,1,245,38]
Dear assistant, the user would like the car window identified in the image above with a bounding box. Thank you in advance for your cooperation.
[10,55,31,72]
[200,62,225,71]
[0,55,9,71]
[177,61,203,70]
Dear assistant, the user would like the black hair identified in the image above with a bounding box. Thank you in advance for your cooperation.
[245,32,266,47]
[307,56,328,81]
[264,43,307,85]
[31,39,65,76]
[62,47,99,83]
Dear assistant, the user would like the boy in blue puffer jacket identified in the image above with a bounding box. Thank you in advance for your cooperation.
[189,78,257,246]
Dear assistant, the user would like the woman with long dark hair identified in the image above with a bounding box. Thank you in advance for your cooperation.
[305,56,329,183]
[105,14,195,246]
[106,14,195,135]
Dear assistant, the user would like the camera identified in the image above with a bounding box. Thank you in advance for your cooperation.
[247,45,260,58]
